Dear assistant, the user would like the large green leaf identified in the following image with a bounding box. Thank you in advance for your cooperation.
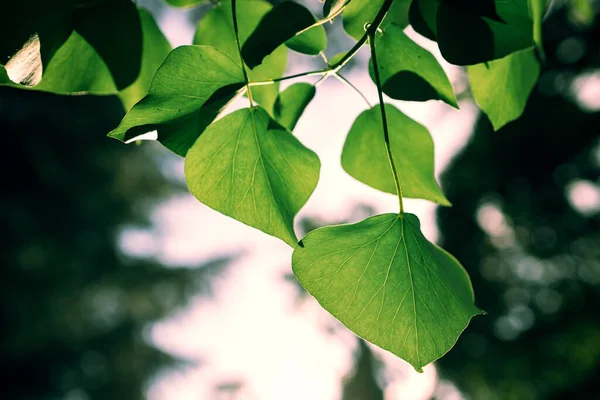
[241,1,326,68]
[468,48,540,131]
[119,9,172,110]
[194,0,287,114]
[410,0,534,65]
[273,83,316,131]
[108,45,245,156]
[0,0,143,91]
[293,213,483,372]
[184,107,320,247]
[342,0,412,40]
[369,24,457,108]
[341,104,450,206]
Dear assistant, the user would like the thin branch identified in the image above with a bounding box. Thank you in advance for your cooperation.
[369,30,404,214]
[334,73,372,108]
[231,0,254,107]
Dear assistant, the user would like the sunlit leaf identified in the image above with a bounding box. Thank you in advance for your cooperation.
[119,9,172,110]
[241,1,325,68]
[184,107,320,247]
[343,0,412,40]
[369,24,457,108]
[468,48,540,131]
[194,0,287,114]
[342,104,450,206]
[273,83,316,131]
[293,213,483,372]
[108,45,245,156]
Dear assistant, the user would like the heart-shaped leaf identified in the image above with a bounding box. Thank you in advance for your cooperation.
[108,45,245,156]
[342,104,450,206]
[185,107,320,247]
[293,213,483,372]
[369,24,458,108]
[468,48,540,131]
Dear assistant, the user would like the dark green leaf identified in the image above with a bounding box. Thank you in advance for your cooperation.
[409,0,438,40]
[341,104,450,206]
[369,24,457,108]
[119,9,172,110]
[343,0,412,40]
[194,0,288,114]
[108,45,245,156]
[184,107,320,247]
[468,48,540,131]
[293,213,483,372]
[241,1,325,68]
[273,83,316,131]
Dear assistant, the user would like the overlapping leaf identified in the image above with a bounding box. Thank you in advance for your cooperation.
[343,0,412,40]
[1,0,142,91]
[409,0,534,65]
[273,83,316,131]
[241,1,326,68]
[342,104,450,206]
[323,0,352,18]
[468,48,540,131]
[369,24,457,107]
[108,45,245,156]
[184,107,320,247]
[194,0,287,114]
[293,213,483,372]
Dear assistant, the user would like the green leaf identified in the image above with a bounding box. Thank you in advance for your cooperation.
[529,0,550,57]
[1,0,143,92]
[119,8,172,110]
[323,0,352,18]
[342,0,412,40]
[108,45,245,156]
[468,48,540,131]
[437,0,534,65]
[341,104,450,206]
[409,0,438,41]
[273,83,316,131]
[184,107,320,247]
[369,24,458,108]
[194,0,288,114]
[241,1,326,68]
[292,213,483,372]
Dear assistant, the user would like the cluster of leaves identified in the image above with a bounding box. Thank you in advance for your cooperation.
[1,0,551,371]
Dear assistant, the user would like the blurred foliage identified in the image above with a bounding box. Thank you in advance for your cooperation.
[436,5,600,399]
[0,88,229,399]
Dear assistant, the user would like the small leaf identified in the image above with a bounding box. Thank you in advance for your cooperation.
[323,0,352,18]
[342,104,450,206]
[273,83,316,131]
[165,0,207,7]
[293,213,483,372]
[184,107,320,247]
[194,0,288,114]
[468,48,540,131]
[108,45,245,156]
[369,24,457,108]
[343,0,412,40]
[119,8,172,110]
[241,1,325,68]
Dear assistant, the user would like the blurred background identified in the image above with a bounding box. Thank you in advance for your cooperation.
[1,0,599,399]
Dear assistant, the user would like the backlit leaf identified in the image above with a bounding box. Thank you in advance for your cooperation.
[343,0,412,40]
[241,1,325,68]
[273,83,316,131]
[184,107,320,247]
[194,0,287,114]
[108,45,245,156]
[342,104,450,206]
[369,24,458,108]
[293,213,483,372]
[468,48,540,131]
